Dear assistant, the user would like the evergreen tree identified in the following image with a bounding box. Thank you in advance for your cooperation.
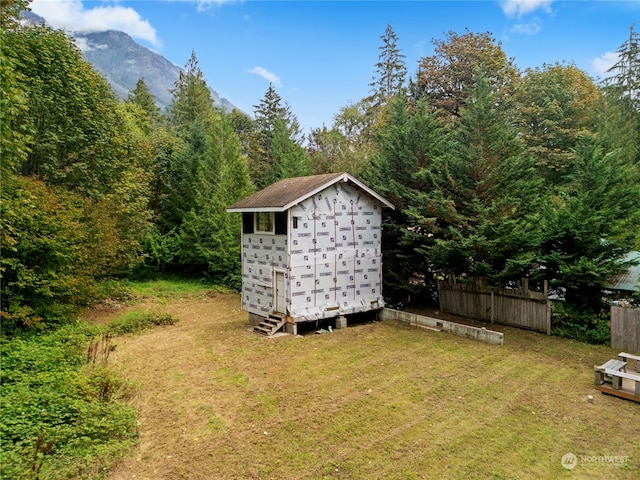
[369,23,407,110]
[426,71,540,282]
[593,87,640,169]
[162,51,218,230]
[265,117,311,184]
[534,135,640,329]
[170,51,215,133]
[601,24,640,166]
[127,77,161,129]
[606,24,640,111]
[365,94,451,300]
[179,111,253,285]
[251,84,307,187]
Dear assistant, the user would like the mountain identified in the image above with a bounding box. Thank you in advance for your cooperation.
[73,30,238,113]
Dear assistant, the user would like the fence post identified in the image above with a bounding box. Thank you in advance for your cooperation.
[490,291,495,325]
[544,279,551,335]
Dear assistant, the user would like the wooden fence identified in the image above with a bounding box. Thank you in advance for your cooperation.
[611,306,640,354]
[437,277,551,334]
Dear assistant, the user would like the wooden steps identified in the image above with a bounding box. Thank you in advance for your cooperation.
[253,314,286,337]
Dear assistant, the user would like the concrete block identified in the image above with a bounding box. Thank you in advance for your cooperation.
[335,316,348,329]
[379,308,503,346]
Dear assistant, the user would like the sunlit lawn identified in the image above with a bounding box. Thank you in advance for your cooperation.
[101,287,639,479]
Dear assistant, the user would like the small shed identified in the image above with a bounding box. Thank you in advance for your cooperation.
[227,172,394,335]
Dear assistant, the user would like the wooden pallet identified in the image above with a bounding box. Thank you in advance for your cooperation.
[595,383,640,403]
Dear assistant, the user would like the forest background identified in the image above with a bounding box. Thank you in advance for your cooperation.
[2,0,640,339]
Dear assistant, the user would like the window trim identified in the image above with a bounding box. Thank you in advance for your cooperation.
[254,212,275,234]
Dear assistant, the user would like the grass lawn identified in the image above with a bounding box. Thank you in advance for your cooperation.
[96,291,639,480]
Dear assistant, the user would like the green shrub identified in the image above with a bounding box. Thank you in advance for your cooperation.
[0,324,137,479]
[105,310,178,336]
[551,303,611,344]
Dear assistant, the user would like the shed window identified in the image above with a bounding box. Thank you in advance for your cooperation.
[255,212,274,234]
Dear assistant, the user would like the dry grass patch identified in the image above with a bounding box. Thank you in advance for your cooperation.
[91,294,639,480]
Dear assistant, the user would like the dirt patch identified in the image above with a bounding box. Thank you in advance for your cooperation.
[95,295,640,480]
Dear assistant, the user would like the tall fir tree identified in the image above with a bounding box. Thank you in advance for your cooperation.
[127,77,161,130]
[264,117,310,184]
[251,83,307,187]
[163,51,218,229]
[534,135,640,329]
[180,111,253,284]
[365,94,451,301]
[368,23,407,111]
[605,24,640,111]
[426,71,540,282]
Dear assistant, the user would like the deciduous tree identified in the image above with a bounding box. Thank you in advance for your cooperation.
[515,63,600,181]
[415,29,519,122]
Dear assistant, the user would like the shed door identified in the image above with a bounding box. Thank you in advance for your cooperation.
[275,271,286,314]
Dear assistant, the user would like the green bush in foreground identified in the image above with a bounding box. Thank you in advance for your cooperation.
[0,324,137,479]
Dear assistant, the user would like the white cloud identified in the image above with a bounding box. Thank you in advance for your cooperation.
[500,0,554,18]
[194,0,243,13]
[593,51,620,75]
[30,0,159,47]
[509,19,542,36]
[248,66,282,87]
[73,35,91,53]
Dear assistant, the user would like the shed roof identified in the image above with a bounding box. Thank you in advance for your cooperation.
[606,251,640,293]
[227,172,394,213]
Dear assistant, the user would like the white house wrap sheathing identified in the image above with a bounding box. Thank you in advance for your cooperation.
[241,234,287,316]
[240,181,385,322]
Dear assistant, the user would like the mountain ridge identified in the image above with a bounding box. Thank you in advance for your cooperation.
[73,30,238,113]
[19,11,239,113]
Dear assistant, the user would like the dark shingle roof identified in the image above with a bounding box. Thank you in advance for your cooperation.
[227,172,394,212]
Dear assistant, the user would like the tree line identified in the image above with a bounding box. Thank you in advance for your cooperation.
[2,0,639,340]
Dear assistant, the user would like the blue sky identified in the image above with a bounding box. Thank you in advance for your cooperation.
[30,0,638,133]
